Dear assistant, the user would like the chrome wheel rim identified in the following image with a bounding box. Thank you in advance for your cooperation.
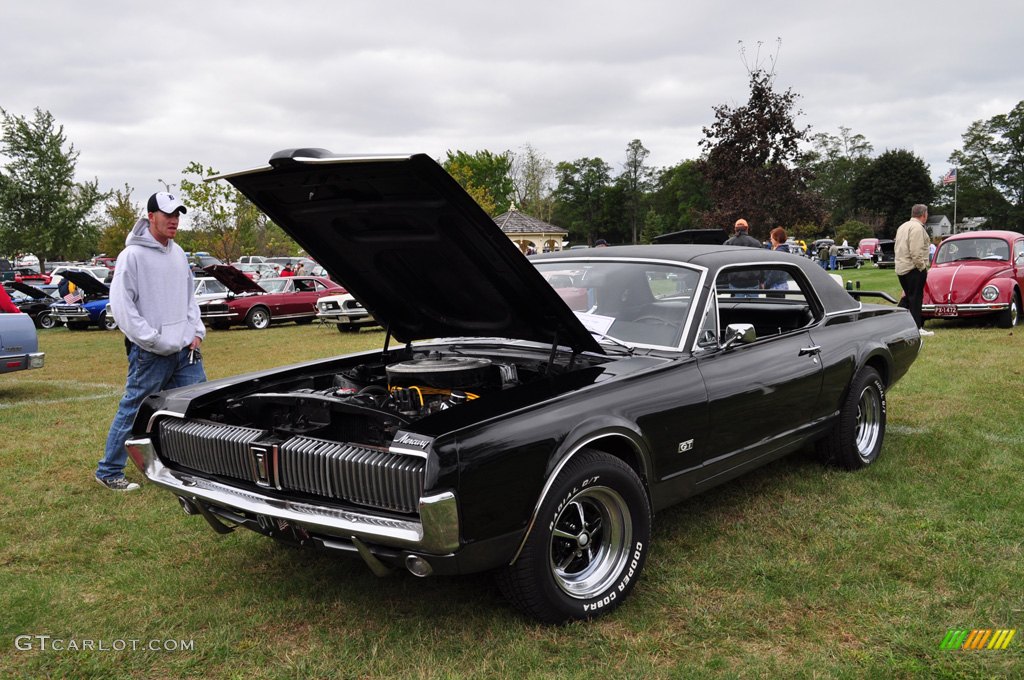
[855,384,883,461]
[251,310,269,328]
[549,486,631,599]
[39,313,55,329]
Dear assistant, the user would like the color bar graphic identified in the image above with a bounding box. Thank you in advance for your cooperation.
[941,629,1016,650]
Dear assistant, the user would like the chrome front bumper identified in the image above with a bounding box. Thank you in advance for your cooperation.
[922,302,1009,314]
[126,437,460,554]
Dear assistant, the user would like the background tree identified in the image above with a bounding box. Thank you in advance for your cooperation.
[0,107,107,269]
[799,126,874,227]
[177,162,298,261]
[850,149,934,237]
[441,149,514,216]
[510,143,555,221]
[946,100,1023,229]
[96,184,139,256]
[618,139,653,244]
[552,157,612,246]
[834,220,874,246]
[645,160,710,238]
[698,69,823,238]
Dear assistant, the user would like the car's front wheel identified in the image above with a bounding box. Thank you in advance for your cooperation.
[996,291,1019,328]
[101,313,117,331]
[818,366,886,470]
[245,307,271,330]
[37,312,57,330]
[497,449,650,623]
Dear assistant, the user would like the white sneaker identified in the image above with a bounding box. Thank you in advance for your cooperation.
[918,329,935,337]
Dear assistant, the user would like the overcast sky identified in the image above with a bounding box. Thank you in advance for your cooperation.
[2,1,1022,214]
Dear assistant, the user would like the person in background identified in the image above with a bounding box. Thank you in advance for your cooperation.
[0,284,21,313]
[724,219,761,248]
[280,264,295,277]
[828,242,839,270]
[95,192,207,491]
[294,262,306,276]
[895,204,934,336]
[817,243,829,269]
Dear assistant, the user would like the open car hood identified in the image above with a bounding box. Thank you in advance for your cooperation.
[218,150,601,353]
[203,264,267,295]
[10,281,52,299]
[60,269,110,297]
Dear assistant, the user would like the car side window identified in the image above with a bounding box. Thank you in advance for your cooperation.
[710,267,815,342]
[1014,240,1024,264]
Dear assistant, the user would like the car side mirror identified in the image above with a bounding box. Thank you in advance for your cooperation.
[721,323,756,350]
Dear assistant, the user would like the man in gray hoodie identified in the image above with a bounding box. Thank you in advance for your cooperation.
[95,192,207,491]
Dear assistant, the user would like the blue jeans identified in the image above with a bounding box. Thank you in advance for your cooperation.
[829,255,837,270]
[97,344,206,480]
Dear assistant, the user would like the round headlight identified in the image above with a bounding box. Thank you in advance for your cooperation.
[981,285,999,302]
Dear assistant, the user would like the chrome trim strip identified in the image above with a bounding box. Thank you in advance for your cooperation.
[923,303,1008,312]
[146,409,185,434]
[508,431,647,565]
[127,438,459,554]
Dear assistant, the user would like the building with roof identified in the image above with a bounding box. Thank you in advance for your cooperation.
[926,214,952,236]
[492,207,567,254]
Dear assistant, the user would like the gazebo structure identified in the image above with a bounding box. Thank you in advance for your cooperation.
[492,207,567,255]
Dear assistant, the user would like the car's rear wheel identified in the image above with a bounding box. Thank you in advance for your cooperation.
[37,312,57,329]
[497,449,650,623]
[996,291,1019,328]
[818,366,886,470]
[245,307,271,330]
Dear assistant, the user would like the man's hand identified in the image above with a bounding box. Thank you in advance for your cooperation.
[190,336,202,350]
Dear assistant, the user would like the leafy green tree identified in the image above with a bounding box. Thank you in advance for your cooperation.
[618,139,653,244]
[946,100,1024,229]
[799,126,874,226]
[552,157,612,245]
[510,143,555,221]
[0,107,107,269]
[442,149,514,216]
[177,162,298,262]
[850,149,934,237]
[834,220,874,246]
[698,69,823,238]
[96,184,140,257]
[647,160,710,236]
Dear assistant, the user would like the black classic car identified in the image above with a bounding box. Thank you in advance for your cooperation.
[4,281,59,328]
[126,151,922,623]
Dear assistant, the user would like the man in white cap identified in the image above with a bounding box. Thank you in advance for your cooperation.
[95,192,207,491]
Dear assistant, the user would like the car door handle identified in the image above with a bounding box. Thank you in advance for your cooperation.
[799,345,822,356]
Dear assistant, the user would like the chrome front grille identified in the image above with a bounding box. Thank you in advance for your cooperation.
[157,419,425,514]
[279,436,424,513]
[159,419,265,479]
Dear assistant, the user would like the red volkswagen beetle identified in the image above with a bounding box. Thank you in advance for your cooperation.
[922,230,1024,328]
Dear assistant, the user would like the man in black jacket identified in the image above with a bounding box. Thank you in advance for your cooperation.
[725,219,761,248]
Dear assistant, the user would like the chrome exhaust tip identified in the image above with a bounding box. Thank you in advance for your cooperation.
[177,496,199,515]
[405,554,433,578]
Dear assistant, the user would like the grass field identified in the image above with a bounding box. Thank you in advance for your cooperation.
[2,271,1022,678]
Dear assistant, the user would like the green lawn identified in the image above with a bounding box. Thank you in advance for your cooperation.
[2,281,1021,678]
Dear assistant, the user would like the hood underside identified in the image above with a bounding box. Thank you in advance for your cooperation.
[218,150,601,353]
[203,264,267,295]
[60,269,110,297]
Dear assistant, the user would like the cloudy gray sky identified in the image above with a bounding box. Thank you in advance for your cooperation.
[2,0,1021,210]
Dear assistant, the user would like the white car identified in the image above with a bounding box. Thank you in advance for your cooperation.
[49,265,111,287]
[315,291,377,332]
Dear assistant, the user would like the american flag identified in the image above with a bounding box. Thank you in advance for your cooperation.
[63,290,83,304]
[942,168,957,185]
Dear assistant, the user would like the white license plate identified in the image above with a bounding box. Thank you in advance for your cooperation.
[935,305,958,317]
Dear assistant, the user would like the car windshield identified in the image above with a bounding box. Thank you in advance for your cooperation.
[534,260,701,349]
[935,238,1009,263]
[259,279,292,293]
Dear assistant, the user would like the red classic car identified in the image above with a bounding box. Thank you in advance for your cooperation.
[922,230,1024,328]
[200,265,343,329]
